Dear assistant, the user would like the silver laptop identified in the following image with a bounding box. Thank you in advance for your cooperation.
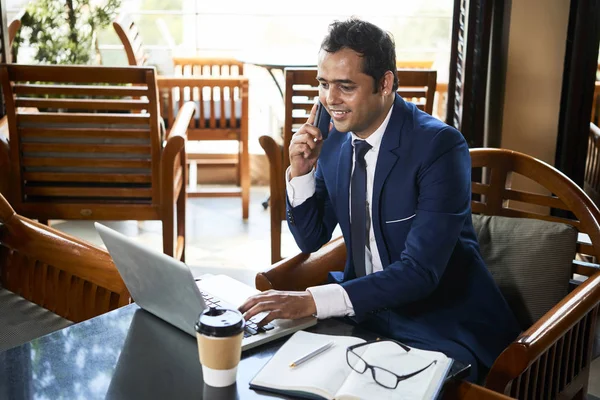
[95,223,316,351]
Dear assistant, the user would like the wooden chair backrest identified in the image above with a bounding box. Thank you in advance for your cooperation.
[0,193,129,322]
[113,14,147,66]
[172,57,244,77]
[396,69,437,115]
[470,148,600,265]
[0,64,163,213]
[470,148,600,398]
[7,15,21,49]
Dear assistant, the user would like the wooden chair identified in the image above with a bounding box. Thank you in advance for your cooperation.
[0,64,195,261]
[113,15,250,219]
[260,67,437,263]
[255,148,600,400]
[0,191,129,350]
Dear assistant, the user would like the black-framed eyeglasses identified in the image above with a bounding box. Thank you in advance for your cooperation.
[346,339,437,389]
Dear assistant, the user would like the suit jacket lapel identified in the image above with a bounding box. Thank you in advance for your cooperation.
[372,95,409,267]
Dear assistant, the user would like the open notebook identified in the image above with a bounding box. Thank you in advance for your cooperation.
[250,331,452,400]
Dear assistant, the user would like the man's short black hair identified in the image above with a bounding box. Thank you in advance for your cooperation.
[320,18,398,93]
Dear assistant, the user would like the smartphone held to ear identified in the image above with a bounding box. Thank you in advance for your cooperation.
[315,101,331,141]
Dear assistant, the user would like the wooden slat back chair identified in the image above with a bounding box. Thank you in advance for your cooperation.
[170,57,247,212]
[468,148,600,399]
[155,76,250,218]
[0,64,195,261]
[0,192,129,344]
[255,148,600,400]
[260,67,438,263]
[113,16,250,219]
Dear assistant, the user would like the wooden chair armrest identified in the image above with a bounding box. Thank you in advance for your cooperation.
[160,101,195,260]
[259,134,283,168]
[161,101,195,177]
[0,193,130,322]
[259,134,284,218]
[0,120,9,198]
[1,215,126,297]
[442,381,516,400]
[255,236,346,291]
[486,270,600,393]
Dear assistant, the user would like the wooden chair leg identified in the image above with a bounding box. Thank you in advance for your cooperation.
[237,142,242,186]
[162,175,175,258]
[162,211,175,259]
[241,138,250,220]
[270,200,282,264]
[271,222,282,264]
[177,169,187,262]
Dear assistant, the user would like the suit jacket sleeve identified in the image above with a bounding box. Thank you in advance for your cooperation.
[341,127,472,321]
[286,160,338,253]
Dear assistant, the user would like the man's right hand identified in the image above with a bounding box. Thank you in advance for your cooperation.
[289,103,324,178]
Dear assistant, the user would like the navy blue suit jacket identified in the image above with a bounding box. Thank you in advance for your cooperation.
[287,95,520,373]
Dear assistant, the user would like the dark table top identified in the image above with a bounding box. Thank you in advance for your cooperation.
[0,304,468,399]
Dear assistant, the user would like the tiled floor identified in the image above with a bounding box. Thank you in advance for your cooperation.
[50,186,299,288]
[591,358,600,397]
[49,185,600,396]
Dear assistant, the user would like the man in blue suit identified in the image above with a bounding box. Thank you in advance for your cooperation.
[241,18,520,382]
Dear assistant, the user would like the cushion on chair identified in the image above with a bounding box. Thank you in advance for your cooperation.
[472,214,577,331]
[0,287,72,352]
[164,100,242,130]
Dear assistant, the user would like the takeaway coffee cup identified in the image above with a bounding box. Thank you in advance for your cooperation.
[195,307,245,387]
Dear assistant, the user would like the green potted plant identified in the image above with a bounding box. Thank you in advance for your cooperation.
[14,0,121,65]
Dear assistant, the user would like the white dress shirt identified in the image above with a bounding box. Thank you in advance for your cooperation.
[286,105,394,319]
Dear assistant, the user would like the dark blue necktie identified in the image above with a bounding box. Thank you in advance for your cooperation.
[351,139,372,278]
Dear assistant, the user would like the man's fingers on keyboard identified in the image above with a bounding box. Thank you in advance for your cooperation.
[255,311,283,326]
[238,291,276,313]
[242,300,277,321]
[249,311,270,325]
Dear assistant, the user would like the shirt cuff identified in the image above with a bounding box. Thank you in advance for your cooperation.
[306,284,355,319]
[286,166,316,207]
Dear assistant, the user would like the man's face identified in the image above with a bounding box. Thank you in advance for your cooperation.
[317,48,389,138]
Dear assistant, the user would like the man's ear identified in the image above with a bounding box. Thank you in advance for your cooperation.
[380,70,395,95]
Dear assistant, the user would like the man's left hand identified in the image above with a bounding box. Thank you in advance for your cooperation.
[239,290,317,325]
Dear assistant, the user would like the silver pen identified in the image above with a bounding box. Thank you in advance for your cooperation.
[289,341,335,368]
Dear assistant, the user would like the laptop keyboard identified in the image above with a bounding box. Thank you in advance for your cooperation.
[201,292,274,337]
